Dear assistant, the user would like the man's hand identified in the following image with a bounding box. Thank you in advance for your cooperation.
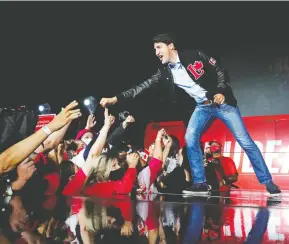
[99,97,118,108]
[213,94,225,104]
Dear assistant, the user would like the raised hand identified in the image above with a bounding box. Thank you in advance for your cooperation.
[103,108,115,129]
[85,114,97,130]
[156,128,166,141]
[48,101,81,132]
[123,115,136,129]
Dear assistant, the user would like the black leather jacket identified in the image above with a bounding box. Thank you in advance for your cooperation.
[116,50,237,108]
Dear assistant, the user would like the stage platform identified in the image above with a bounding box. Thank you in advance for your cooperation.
[1,190,288,243]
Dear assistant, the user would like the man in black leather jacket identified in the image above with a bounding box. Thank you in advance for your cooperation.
[100,33,281,196]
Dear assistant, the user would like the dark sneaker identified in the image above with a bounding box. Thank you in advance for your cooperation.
[266,181,281,196]
[182,182,211,196]
[267,197,282,207]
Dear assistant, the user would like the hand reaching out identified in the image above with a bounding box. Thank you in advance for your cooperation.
[85,114,96,130]
[48,101,82,132]
[123,115,136,129]
[103,108,115,129]
[99,97,118,108]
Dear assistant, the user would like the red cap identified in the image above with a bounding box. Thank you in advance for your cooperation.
[209,140,222,146]
[75,129,91,140]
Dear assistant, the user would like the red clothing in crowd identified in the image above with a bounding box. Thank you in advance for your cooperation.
[148,157,163,186]
[215,156,238,192]
[67,196,134,221]
[219,156,238,176]
[63,157,162,196]
[62,167,137,196]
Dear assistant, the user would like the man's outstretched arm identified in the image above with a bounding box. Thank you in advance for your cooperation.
[100,69,162,107]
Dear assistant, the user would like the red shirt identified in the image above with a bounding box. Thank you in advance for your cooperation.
[215,156,238,192]
[62,167,137,197]
[219,156,238,176]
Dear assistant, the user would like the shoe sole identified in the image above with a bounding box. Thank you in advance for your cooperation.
[182,190,210,196]
[269,193,282,197]
[265,192,282,197]
[182,194,211,199]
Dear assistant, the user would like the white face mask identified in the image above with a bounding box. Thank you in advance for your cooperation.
[82,138,92,145]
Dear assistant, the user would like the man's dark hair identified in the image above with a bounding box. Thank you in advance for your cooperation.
[152,33,177,49]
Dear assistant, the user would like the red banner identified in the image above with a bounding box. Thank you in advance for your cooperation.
[35,114,56,132]
[144,114,289,190]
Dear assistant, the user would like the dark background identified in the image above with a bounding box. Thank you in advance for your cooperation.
[1,2,289,145]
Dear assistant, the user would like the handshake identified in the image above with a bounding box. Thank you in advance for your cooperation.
[99,96,118,108]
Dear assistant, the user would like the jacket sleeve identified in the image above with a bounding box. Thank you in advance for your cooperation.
[116,69,162,103]
[84,168,137,196]
[111,168,137,194]
[148,158,162,185]
[107,124,125,146]
[198,50,230,98]
[62,169,87,195]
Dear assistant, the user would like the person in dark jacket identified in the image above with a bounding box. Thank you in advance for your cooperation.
[99,33,280,196]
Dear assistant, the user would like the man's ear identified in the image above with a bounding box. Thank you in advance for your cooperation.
[168,43,175,50]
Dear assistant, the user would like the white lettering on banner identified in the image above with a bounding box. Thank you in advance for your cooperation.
[223,141,232,158]
[285,209,289,226]
[280,154,289,173]
[268,210,284,241]
[234,208,242,237]
[243,208,254,237]
[265,140,282,173]
[223,208,288,241]
[242,141,263,173]
[204,140,289,174]
[232,142,242,169]
[223,225,231,237]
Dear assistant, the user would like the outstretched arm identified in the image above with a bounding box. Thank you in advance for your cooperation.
[0,101,81,174]
[99,70,162,107]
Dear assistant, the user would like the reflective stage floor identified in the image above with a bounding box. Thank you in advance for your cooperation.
[1,190,288,243]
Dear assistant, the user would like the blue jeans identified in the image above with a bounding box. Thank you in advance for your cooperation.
[185,102,272,184]
[183,203,205,243]
[245,208,270,243]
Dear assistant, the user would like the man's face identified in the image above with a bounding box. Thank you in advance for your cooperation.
[154,42,174,64]
[210,142,222,154]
